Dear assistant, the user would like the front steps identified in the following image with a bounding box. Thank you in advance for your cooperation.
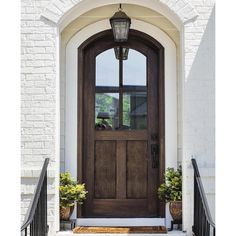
[57,218,186,236]
[56,231,186,236]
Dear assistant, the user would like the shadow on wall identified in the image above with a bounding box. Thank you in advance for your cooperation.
[184,6,215,223]
[185,6,215,168]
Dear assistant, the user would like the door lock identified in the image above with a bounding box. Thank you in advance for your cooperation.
[151,144,159,168]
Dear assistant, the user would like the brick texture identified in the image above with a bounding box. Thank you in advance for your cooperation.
[21,0,57,235]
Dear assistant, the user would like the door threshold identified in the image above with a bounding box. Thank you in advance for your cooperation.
[76,218,165,226]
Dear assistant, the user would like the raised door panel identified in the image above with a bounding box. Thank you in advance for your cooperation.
[127,141,148,199]
[94,141,116,199]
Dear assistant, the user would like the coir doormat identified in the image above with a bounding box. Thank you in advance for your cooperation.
[73,226,167,234]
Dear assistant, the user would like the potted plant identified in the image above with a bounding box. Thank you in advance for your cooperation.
[59,172,88,220]
[157,167,182,221]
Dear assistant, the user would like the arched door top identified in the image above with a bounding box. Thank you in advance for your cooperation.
[79,29,164,54]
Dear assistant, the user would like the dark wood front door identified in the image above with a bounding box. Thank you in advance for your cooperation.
[78,30,165,218]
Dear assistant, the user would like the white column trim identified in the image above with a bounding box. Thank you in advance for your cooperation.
[54,27,60,233]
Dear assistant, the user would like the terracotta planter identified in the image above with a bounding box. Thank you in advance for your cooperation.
[169,201,182,220]
[60,205,74,221]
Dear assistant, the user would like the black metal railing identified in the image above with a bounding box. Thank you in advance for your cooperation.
[191,158,215,236]
[21,158,49,236]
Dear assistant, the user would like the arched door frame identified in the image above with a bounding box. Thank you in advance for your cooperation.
[77,29,165,218]
[64,19,177,222]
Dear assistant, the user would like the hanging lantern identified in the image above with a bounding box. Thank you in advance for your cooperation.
[110,4,131,42]
[114,46,129,60]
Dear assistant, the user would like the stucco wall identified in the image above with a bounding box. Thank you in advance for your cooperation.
[21,1,215,235]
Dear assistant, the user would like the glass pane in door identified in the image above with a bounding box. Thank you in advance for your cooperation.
[123,92,147,130]
[95,93,119,130]
[96,49,119,87]
[123,49,146,86]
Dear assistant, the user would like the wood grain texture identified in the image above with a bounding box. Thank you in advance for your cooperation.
[116,141,126,199]
[82,47,96,216]
[92,199,148,217]
[95,141,116,199]
[146,48,159,215]
[127,141,148,199]
[95,130,147,140]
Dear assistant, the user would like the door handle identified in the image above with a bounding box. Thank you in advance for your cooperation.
[151,144,159,168]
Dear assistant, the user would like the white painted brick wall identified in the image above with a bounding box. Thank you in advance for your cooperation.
[21,1,215,235]
[21,0,58,235]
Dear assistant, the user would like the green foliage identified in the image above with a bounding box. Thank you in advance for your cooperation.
[157,167,182,202]
[95,94,131,128]
[59,172,88,207]
[95,94,114,126]
[123,94,130,127]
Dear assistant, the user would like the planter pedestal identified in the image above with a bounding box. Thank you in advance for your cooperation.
[170,219,182,231]
[60,219,76,230]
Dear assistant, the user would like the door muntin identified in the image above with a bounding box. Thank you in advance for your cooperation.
[95,48,147,131]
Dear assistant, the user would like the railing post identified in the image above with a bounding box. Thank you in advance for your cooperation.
[21,158,49,236]
[191,159,215,236]
[45,172,48,235]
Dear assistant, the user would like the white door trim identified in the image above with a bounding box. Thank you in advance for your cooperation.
[64,19,177,228]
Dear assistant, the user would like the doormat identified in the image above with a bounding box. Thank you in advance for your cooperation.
[73,226,167,234]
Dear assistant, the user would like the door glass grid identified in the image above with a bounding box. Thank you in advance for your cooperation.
[95,48,147,130]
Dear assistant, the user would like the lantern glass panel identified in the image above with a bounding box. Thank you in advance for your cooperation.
[112,20,130,42]
[114,47,129,60]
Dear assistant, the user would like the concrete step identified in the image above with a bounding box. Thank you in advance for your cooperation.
[56,231,186,236]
